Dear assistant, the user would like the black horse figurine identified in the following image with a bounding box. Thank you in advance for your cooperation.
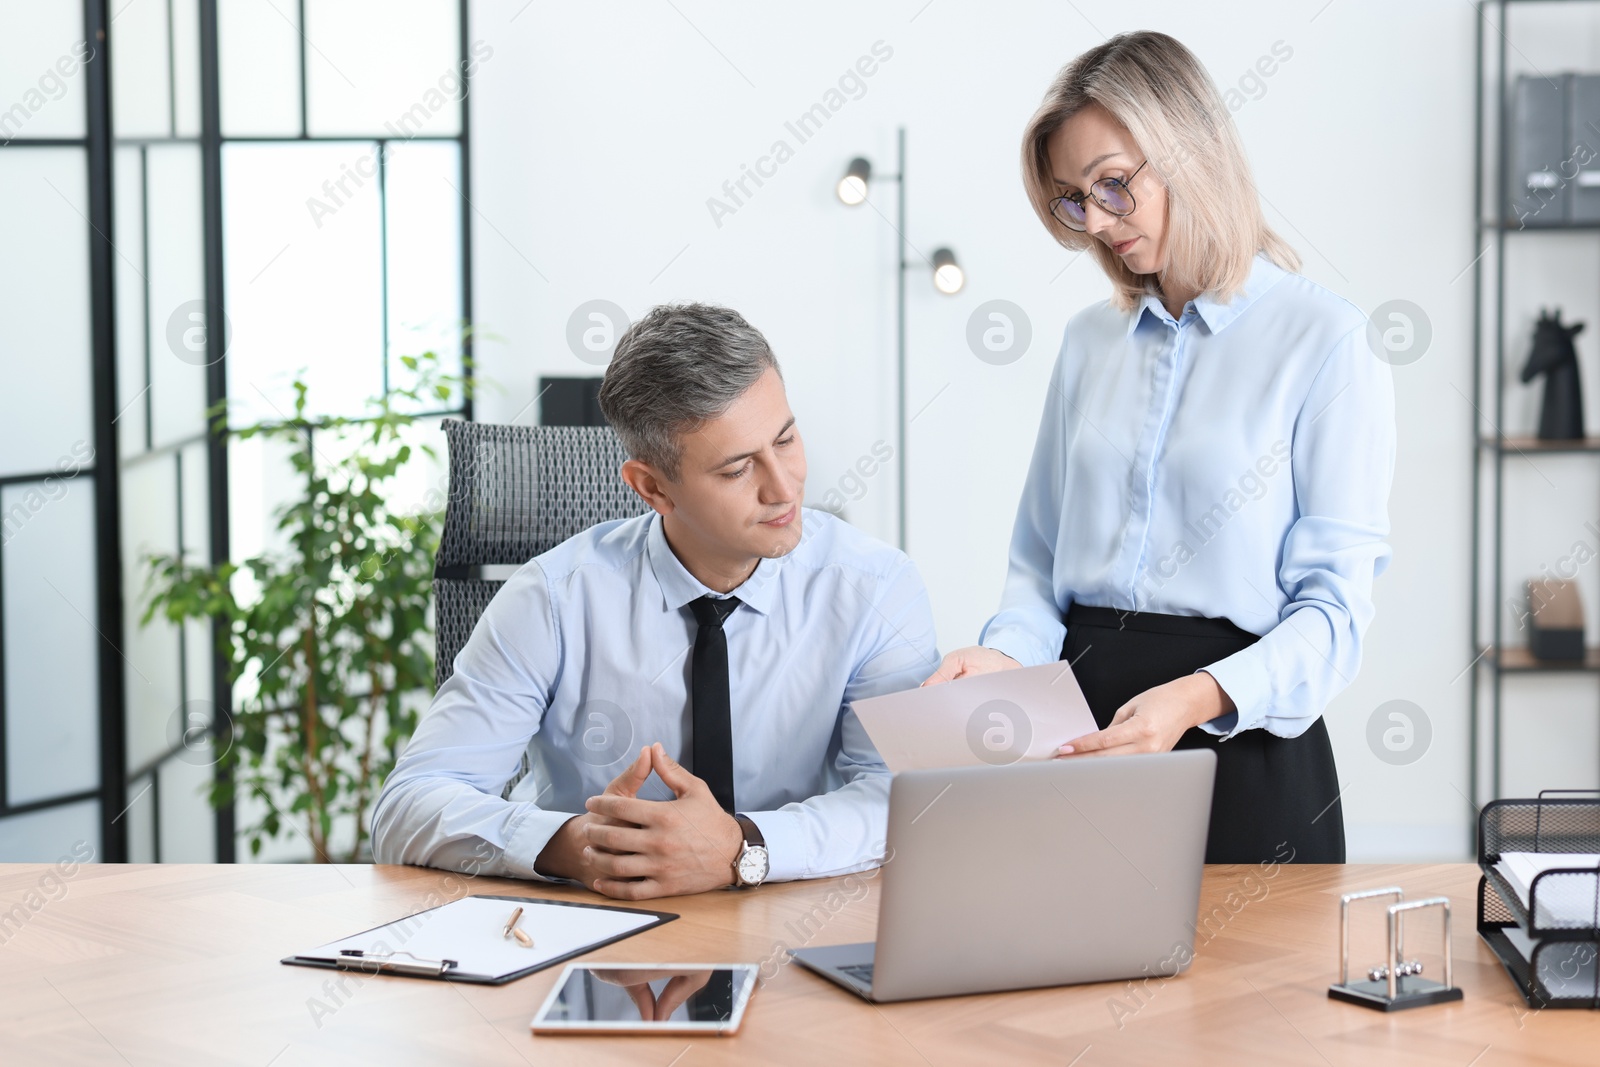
[1520,308,1586,440]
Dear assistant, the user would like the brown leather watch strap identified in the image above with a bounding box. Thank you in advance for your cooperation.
[733,813,765,849]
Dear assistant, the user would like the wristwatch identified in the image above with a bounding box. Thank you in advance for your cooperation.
[731,814,770,888]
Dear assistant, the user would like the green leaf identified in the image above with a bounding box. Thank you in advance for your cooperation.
[133,338,483,846]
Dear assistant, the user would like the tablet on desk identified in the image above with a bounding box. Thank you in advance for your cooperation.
[530,963,758,1035]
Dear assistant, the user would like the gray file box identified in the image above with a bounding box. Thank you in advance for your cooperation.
[1569,74,1600,222]
[1511,73,1571,226]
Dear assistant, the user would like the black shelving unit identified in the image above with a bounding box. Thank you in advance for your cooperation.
[1470,1,1600,833]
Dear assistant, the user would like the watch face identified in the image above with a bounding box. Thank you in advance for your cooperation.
[737,846,769,885]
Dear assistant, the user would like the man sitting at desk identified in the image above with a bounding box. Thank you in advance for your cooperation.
[371,303,937,899]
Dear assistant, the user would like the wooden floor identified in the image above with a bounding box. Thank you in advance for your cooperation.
[1,861,1596,1065]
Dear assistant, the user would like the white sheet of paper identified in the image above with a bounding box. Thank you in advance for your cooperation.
[852,660,1099,772]
[1497,852,1600,928]
[296,896,659,980]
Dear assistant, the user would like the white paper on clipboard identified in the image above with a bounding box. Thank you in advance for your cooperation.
[289,895,666,982]
[852,660,1099,772]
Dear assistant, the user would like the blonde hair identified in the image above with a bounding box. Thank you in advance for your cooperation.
[1020,31,1299,312]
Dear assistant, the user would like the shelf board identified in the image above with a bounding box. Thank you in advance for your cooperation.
[1479,218,1600,233]
[1485,645,1600,672]
[1480,436,1600,454]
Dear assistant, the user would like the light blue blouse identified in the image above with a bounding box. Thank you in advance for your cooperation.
[979,253,1396,739]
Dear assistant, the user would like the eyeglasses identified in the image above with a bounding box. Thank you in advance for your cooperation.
[1049,159,1148,231]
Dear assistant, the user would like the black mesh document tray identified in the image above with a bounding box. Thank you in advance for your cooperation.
[1477,790,1600,1009]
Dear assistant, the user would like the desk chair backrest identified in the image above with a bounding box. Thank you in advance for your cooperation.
[433,419,647,690]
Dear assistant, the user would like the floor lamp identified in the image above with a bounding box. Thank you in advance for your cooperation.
[835,127,964,551]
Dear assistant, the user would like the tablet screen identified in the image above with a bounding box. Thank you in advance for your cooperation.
[531,964,758,1034]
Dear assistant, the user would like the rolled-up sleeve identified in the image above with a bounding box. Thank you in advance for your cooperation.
[1199,324,1396,739]
[745,556,939,881]
[370,563,572,878]
[979,342,1070,668]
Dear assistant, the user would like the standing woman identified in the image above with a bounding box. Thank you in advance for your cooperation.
[925,31,1395,864]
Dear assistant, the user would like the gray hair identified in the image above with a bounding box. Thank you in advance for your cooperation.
[598,303,782,480]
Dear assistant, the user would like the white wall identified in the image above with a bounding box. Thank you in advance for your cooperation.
[465,0,1599,861]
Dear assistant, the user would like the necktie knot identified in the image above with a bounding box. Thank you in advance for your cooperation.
[689,594,741,630]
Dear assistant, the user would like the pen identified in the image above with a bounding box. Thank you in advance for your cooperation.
[502,906,534,947]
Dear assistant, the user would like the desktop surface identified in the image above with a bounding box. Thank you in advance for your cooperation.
[1,861,1592,1065]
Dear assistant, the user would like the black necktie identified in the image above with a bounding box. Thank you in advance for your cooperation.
[689,594,741,813]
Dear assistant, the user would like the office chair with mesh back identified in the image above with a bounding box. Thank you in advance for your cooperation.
[432,419,648,795]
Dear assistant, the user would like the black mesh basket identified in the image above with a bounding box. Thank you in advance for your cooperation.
[1477,790,1600,1008]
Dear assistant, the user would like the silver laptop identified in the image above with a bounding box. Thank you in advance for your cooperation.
[789,750,1216,1002]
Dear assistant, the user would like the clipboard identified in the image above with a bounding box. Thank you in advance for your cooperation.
[282,894,677,985]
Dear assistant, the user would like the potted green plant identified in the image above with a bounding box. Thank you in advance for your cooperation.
[142,351,469,862]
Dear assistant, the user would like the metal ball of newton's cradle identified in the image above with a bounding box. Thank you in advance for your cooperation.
[1368,959,1424,983]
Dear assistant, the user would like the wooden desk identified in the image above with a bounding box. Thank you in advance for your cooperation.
[1,862,1596,1065]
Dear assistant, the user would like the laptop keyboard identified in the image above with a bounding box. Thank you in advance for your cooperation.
[838,962,875,985]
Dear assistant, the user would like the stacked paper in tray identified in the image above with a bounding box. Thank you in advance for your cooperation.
[1492,852,1600,1001]
[1495,851,1600,928]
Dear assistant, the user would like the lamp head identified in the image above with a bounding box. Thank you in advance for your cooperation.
[931,248,964,295]
[837,157,871,206]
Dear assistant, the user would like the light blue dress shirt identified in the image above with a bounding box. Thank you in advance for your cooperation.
[372,507,937,883]
[980,253,1396,739]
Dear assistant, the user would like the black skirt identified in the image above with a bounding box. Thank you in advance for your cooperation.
[1061,603,1345,864]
